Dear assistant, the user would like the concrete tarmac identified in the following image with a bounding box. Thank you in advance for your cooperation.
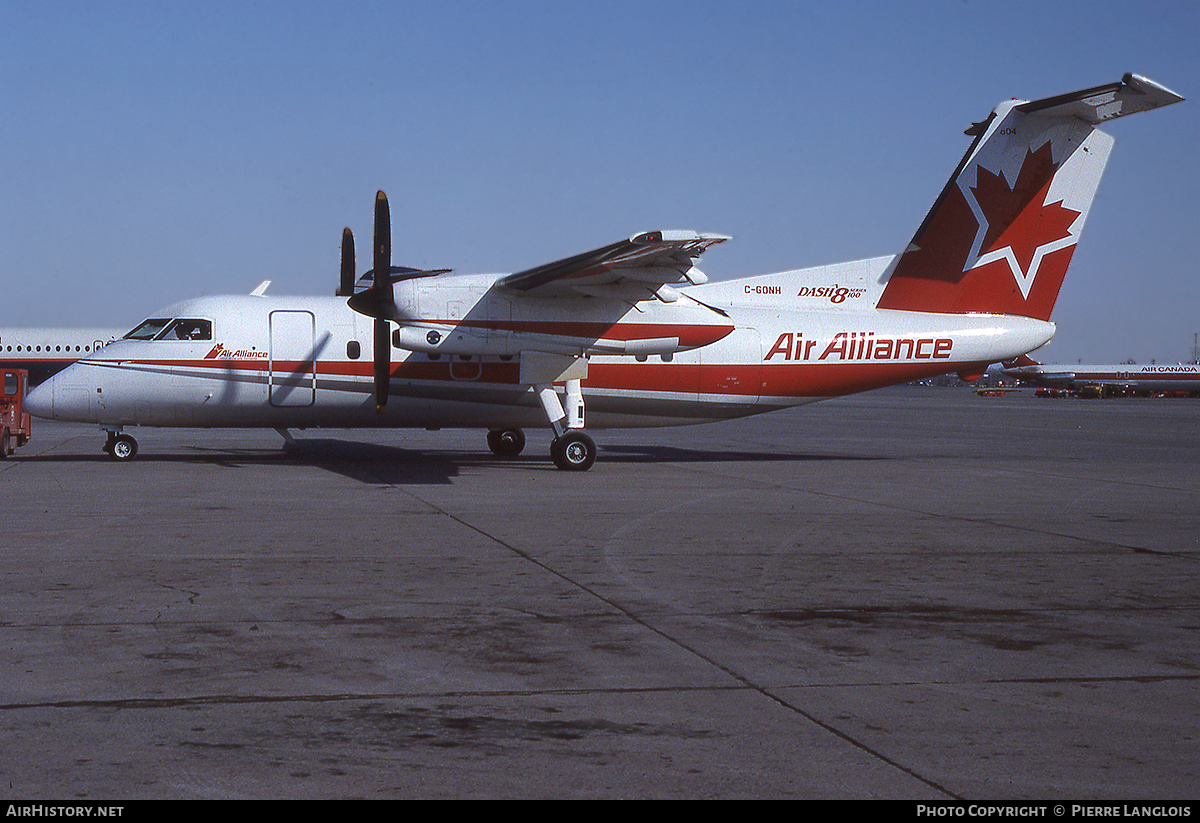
[1,386,1197,800]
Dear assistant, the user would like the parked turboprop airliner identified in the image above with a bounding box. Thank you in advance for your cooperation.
[0,328,123,383]
[1001,355,1200,395]
[26,74,1183,469]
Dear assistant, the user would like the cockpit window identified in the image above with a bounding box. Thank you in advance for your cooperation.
[161,318,212,341]
[123,318,213,341]
[125,318,172,340]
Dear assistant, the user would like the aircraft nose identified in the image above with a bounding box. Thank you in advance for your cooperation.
[24,378,54,419]
[25,366,99,422]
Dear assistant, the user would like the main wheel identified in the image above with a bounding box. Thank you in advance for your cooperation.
[550,430,596,471]
[109,434,138,462]
[487,428,526,457]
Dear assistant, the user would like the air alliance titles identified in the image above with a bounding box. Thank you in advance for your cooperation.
[764,330,953,362]
[204,343,268,360]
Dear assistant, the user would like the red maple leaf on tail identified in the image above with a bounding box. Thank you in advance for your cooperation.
[970,142,1080,276]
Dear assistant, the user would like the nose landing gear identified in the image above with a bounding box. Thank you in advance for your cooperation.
[102,429,138,462]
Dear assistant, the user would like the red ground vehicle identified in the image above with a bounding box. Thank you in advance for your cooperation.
[1,369,32,457]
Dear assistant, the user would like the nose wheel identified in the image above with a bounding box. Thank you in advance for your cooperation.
[103,431,139,462]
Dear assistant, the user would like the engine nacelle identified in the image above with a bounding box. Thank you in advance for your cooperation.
[391,324,685,358]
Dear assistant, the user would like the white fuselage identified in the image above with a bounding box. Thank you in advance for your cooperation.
[27,271,1055,431]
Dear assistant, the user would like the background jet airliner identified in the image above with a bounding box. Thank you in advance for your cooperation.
[1001,355,1200,396]
[0,328,123,384]
[26,74,1183,468]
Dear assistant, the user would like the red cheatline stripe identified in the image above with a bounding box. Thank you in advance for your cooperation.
[93,357,983,399]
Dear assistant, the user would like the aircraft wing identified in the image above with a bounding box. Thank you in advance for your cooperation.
[499,231,729,303]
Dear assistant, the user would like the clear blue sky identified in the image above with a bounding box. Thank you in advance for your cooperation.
[2,0,1196,364]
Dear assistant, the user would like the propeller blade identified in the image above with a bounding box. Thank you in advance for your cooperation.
[374,316,389,412]
[374,192,392,301]
[338,228,355,296]
[373,191,392,413]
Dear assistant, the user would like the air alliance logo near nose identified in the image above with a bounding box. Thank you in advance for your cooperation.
[204,343,268,360]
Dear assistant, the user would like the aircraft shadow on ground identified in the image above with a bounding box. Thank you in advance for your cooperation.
[18,438,884,485]
[595,444,885,464]
[20,439,459,486]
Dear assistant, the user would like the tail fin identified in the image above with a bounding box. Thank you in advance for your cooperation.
[877,74,1182,320]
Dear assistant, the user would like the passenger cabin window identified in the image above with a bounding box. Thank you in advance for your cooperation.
[347,340,361,359]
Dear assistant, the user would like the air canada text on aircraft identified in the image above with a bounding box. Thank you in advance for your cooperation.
[765,331,954,362]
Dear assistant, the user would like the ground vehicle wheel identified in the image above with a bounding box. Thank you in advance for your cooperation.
[0,428,9,458]
[550,430,596,471]
[487,428,526,457]
[109,434,138,462]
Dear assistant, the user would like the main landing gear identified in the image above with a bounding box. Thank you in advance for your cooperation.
[486,426,597,471]
[487,368,598,471]
[486,428,526,458]
[102,428,138,462]
[549,429,596,471]
[540,376,597,471]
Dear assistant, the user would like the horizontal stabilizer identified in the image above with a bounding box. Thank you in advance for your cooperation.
[1016,73,1184,124]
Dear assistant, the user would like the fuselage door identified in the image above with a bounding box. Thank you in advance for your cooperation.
[269,310,316,407]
